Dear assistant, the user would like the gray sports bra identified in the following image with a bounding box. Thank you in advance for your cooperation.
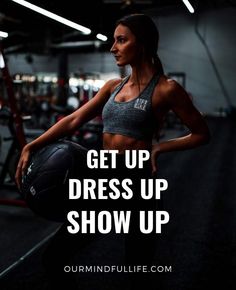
[102,73,160,141]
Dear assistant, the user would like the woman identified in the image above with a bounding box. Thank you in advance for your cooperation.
[15,14,209,184]
[15,14,210,289]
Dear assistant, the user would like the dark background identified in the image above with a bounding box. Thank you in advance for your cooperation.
[0,1,236,290]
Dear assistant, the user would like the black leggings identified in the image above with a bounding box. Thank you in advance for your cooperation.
[42,155,158,289]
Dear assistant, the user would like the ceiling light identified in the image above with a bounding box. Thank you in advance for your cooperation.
[96,34,107,42]
[182,0,194,13]
[0,53,5,68]
[11,0,91,34]
[0,31,8,38]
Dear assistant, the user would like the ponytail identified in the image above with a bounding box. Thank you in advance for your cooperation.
[153,54,164,75]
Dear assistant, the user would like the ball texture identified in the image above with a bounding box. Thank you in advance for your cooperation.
[21,140,87,222]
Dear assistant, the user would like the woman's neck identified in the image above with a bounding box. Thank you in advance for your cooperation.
[129,62,157,85]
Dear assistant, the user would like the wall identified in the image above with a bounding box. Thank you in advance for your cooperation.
[155,7,236,114]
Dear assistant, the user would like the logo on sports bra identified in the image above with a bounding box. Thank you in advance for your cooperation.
[134,98,148,111]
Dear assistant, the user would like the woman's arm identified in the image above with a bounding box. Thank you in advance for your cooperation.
[15,78,120,188]
[151,79,210,173]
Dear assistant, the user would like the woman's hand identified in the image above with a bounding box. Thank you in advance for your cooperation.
[15,144,32,190]
[151,143,161,175]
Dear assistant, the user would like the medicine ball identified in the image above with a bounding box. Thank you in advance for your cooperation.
[21,140,88,222]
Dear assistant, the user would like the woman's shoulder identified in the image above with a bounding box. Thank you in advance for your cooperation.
[155,75,184,100]
[154,75,190,109]
[152,75,185,109]
[105,77,123,90]
[157,75,180,94]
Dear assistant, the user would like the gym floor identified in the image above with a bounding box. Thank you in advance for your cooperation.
[0,116,235,290]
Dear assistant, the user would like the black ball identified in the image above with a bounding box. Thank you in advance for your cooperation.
[21,140,87,222]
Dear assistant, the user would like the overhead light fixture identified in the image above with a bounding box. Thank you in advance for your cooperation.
[182,0,194,13]
[11,0,91,34]
[96,34,107,42]
[0,31,9,38]
[0,52,5,68]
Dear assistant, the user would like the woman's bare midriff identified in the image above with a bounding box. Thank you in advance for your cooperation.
[103,133,151,153]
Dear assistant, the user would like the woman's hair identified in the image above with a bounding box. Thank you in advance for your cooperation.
[116,13,164,74]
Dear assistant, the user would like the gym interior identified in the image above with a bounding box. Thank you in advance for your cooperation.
[0,1,236,289]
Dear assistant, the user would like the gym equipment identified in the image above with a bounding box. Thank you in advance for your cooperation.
[0,43,28,207]
[0,44,26,189]
[0,104,43,188]
[0,44,26,149]
[21,140,87,222]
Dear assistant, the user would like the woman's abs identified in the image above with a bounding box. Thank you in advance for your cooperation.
[103,133,151,153]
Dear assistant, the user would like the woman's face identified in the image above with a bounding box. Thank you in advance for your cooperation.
[110,24,140,66]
